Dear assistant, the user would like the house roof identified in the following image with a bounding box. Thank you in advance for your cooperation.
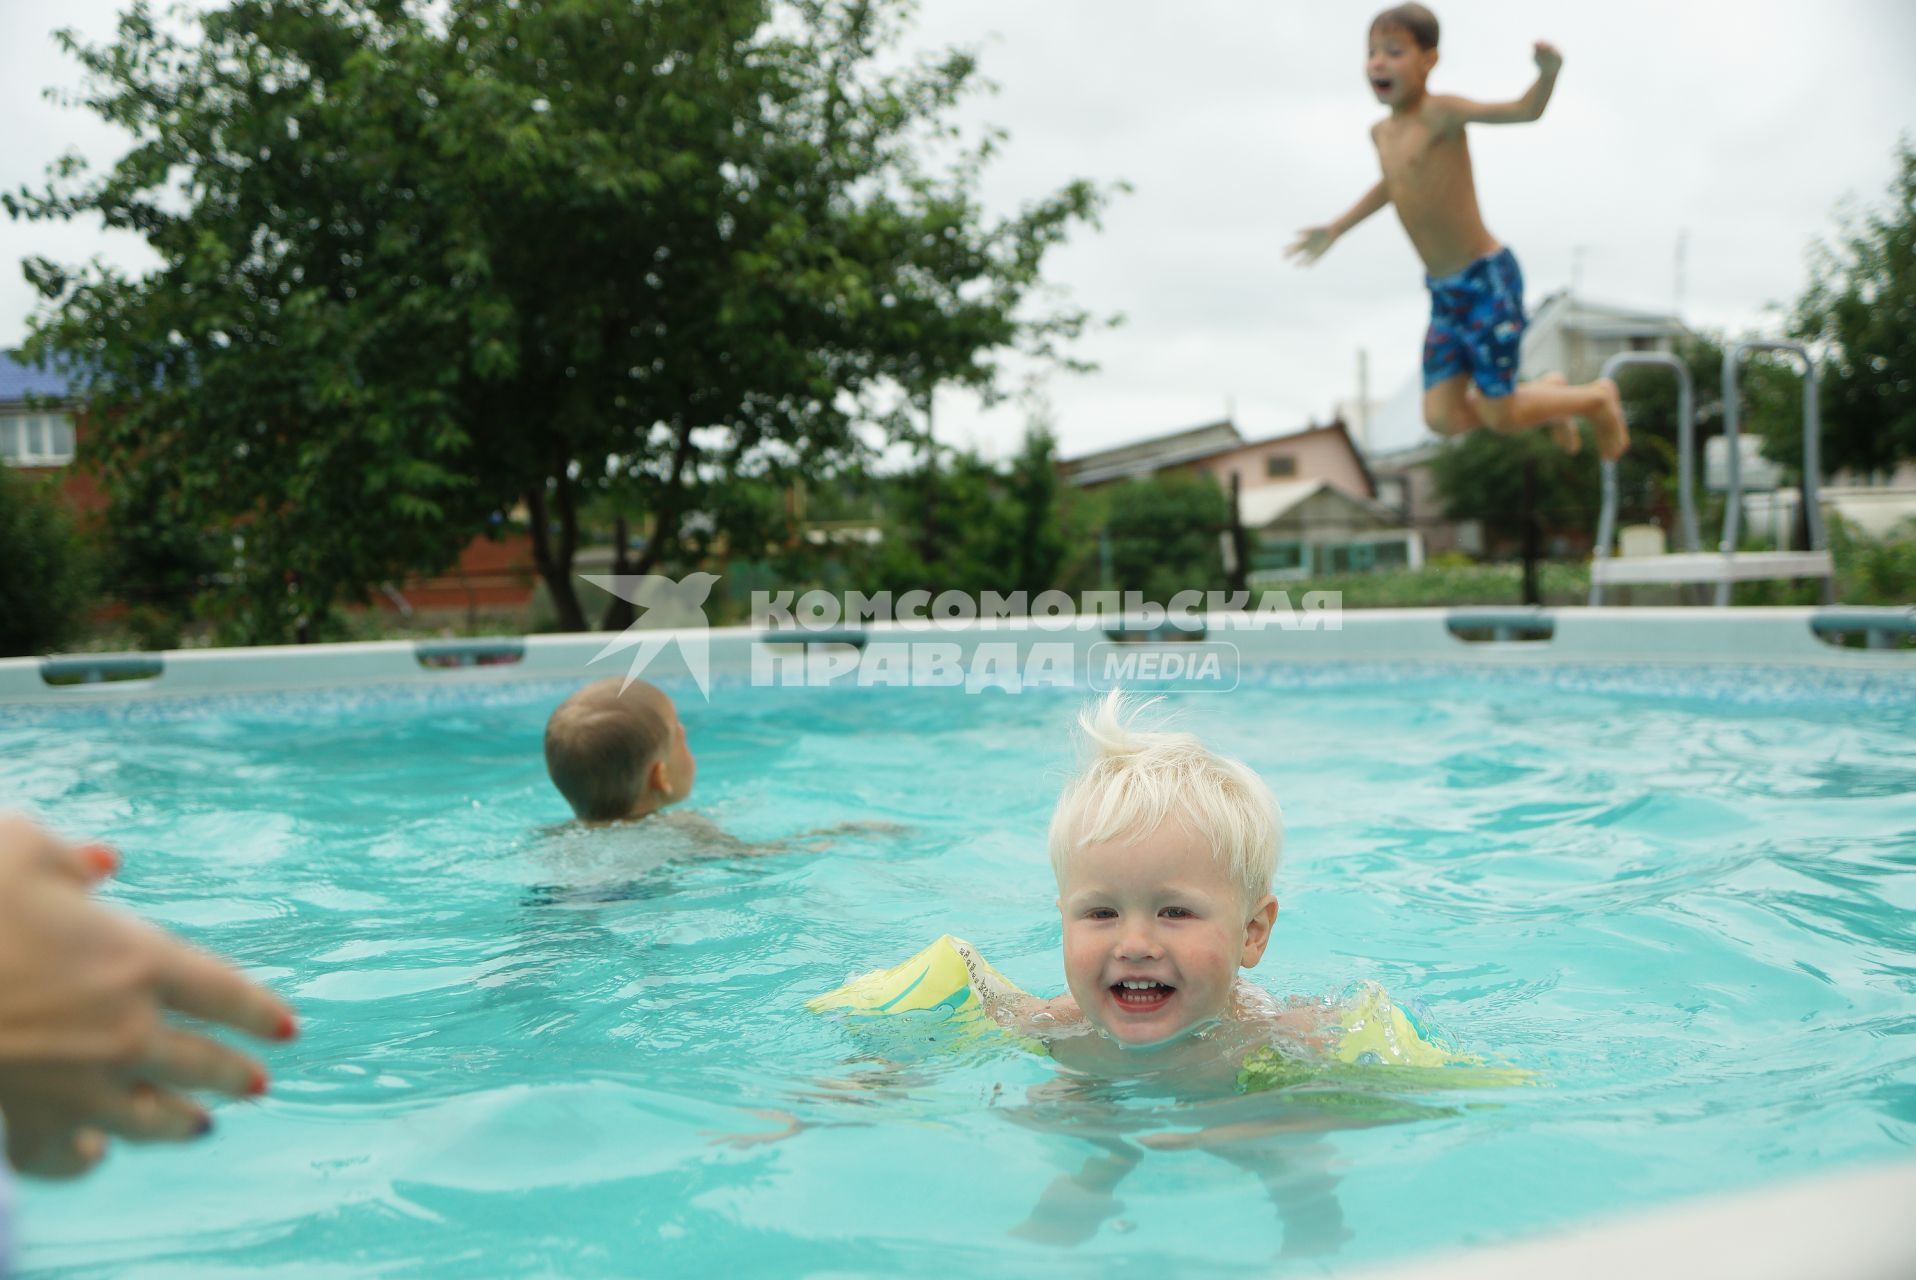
[1525,290,1688,341]
[1204,419,1379,499]
[1235,478,1402,530]
[0,351,76,404]
[1062,419,1244,486]
[1367,437,1443,473]
[1064,417,1377,495]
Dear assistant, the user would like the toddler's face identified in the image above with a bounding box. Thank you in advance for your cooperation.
[1056,817,1275,1048]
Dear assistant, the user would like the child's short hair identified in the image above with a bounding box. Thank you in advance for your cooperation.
[544,678,671,821]
[1371,3,1439,50]
[1047,692,1283,904]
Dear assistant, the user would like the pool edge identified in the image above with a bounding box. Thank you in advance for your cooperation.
[1,606,1909,707]
[1335,1156,1916,1280]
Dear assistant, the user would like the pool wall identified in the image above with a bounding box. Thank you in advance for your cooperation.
[0,606,1910,706]
[1342,1157,1916,1280]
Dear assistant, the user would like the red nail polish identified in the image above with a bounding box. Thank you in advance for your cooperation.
[275,1011,299,1041]
[79,843,120,877]
[248,1067,269,1097]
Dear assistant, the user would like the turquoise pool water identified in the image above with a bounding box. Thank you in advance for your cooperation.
[3,665,1914,1276]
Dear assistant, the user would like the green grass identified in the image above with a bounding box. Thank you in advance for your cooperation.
[1273,562,1591,609]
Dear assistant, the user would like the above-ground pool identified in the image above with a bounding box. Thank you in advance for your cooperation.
[3,623,1913,1276]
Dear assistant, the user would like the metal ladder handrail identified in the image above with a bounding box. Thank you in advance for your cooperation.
[1590,351,1699,606]
[1720,339,1830,606]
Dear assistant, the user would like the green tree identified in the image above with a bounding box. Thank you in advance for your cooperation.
[1787,137,1916,476]
[1429,426,1599,549]
[860,433,1037,597]
[780,421,1070,604]
[1100,471,1228,600]
[96,449,225,628]
[0,468,94,656]
[998,422,1068,595]
[9,0,1109,640]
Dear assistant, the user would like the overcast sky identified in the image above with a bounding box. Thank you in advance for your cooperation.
[3,0,1912,459]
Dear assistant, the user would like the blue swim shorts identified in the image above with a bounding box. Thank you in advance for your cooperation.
[1422,246,1526,399]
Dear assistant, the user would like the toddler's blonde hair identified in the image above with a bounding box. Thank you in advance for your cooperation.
[1047,691,1283,904]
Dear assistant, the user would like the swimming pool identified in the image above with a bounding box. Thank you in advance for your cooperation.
[3,613,1912,1276]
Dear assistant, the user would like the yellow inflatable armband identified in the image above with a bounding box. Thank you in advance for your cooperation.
[1239,983,1533,1093]
[1331,982,1469,1068]
[807,935,1029,1025]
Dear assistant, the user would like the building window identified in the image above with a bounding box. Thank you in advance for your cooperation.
[1265,455,1297,479]
[1251,533,1420,582]
[1250,540,1306,575]
[1322,542,1376,574]
[0,413,76,466]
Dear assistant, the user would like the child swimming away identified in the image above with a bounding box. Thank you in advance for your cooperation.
[1288,3,1630,461]
[537,677,899,893]
[545,677,697,825]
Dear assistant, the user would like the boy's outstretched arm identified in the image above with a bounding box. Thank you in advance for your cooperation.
[1286,179,1389,266]
[1437,41,1563,126]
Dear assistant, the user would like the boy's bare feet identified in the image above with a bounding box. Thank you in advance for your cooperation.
[1532,372,1579,455]
[1586,377,1629,461]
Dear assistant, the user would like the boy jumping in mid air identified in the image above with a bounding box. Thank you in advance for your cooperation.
[1289,3,1629,460]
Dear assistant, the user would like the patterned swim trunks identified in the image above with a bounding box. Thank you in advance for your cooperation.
[1422,246,1526,399]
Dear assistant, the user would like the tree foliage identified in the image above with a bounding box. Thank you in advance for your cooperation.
[0,468,95,656]
[1099,471,1228,600]
[1429,426,1599,547]
[845,423,1070,598]
[1787,136,1916,476]
[8,0,1109,640]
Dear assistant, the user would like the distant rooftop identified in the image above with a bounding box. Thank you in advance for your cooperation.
[1062,417,1369,488]
[0,351,76,403]
[1524,290,1689,343]
[1063,419,1245,487]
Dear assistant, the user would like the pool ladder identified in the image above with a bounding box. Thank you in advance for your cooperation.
[1589,342,1834,606]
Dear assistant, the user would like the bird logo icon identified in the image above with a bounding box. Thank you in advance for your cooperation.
[579,571,720,698]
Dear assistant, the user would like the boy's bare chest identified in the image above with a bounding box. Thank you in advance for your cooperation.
[1373,118,1463,188]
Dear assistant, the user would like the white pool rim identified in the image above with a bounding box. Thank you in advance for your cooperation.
[0,606,1911,706]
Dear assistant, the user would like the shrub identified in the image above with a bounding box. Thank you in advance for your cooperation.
[0,468,95,656]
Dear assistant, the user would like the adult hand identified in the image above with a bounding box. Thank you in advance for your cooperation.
[0,814,298,1179]
[1533,41,1563,74]
[1285,226,1337,266]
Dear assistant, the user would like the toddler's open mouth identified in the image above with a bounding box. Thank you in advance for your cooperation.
[1371,78,1394,94]
[1111,979,1175,1011]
